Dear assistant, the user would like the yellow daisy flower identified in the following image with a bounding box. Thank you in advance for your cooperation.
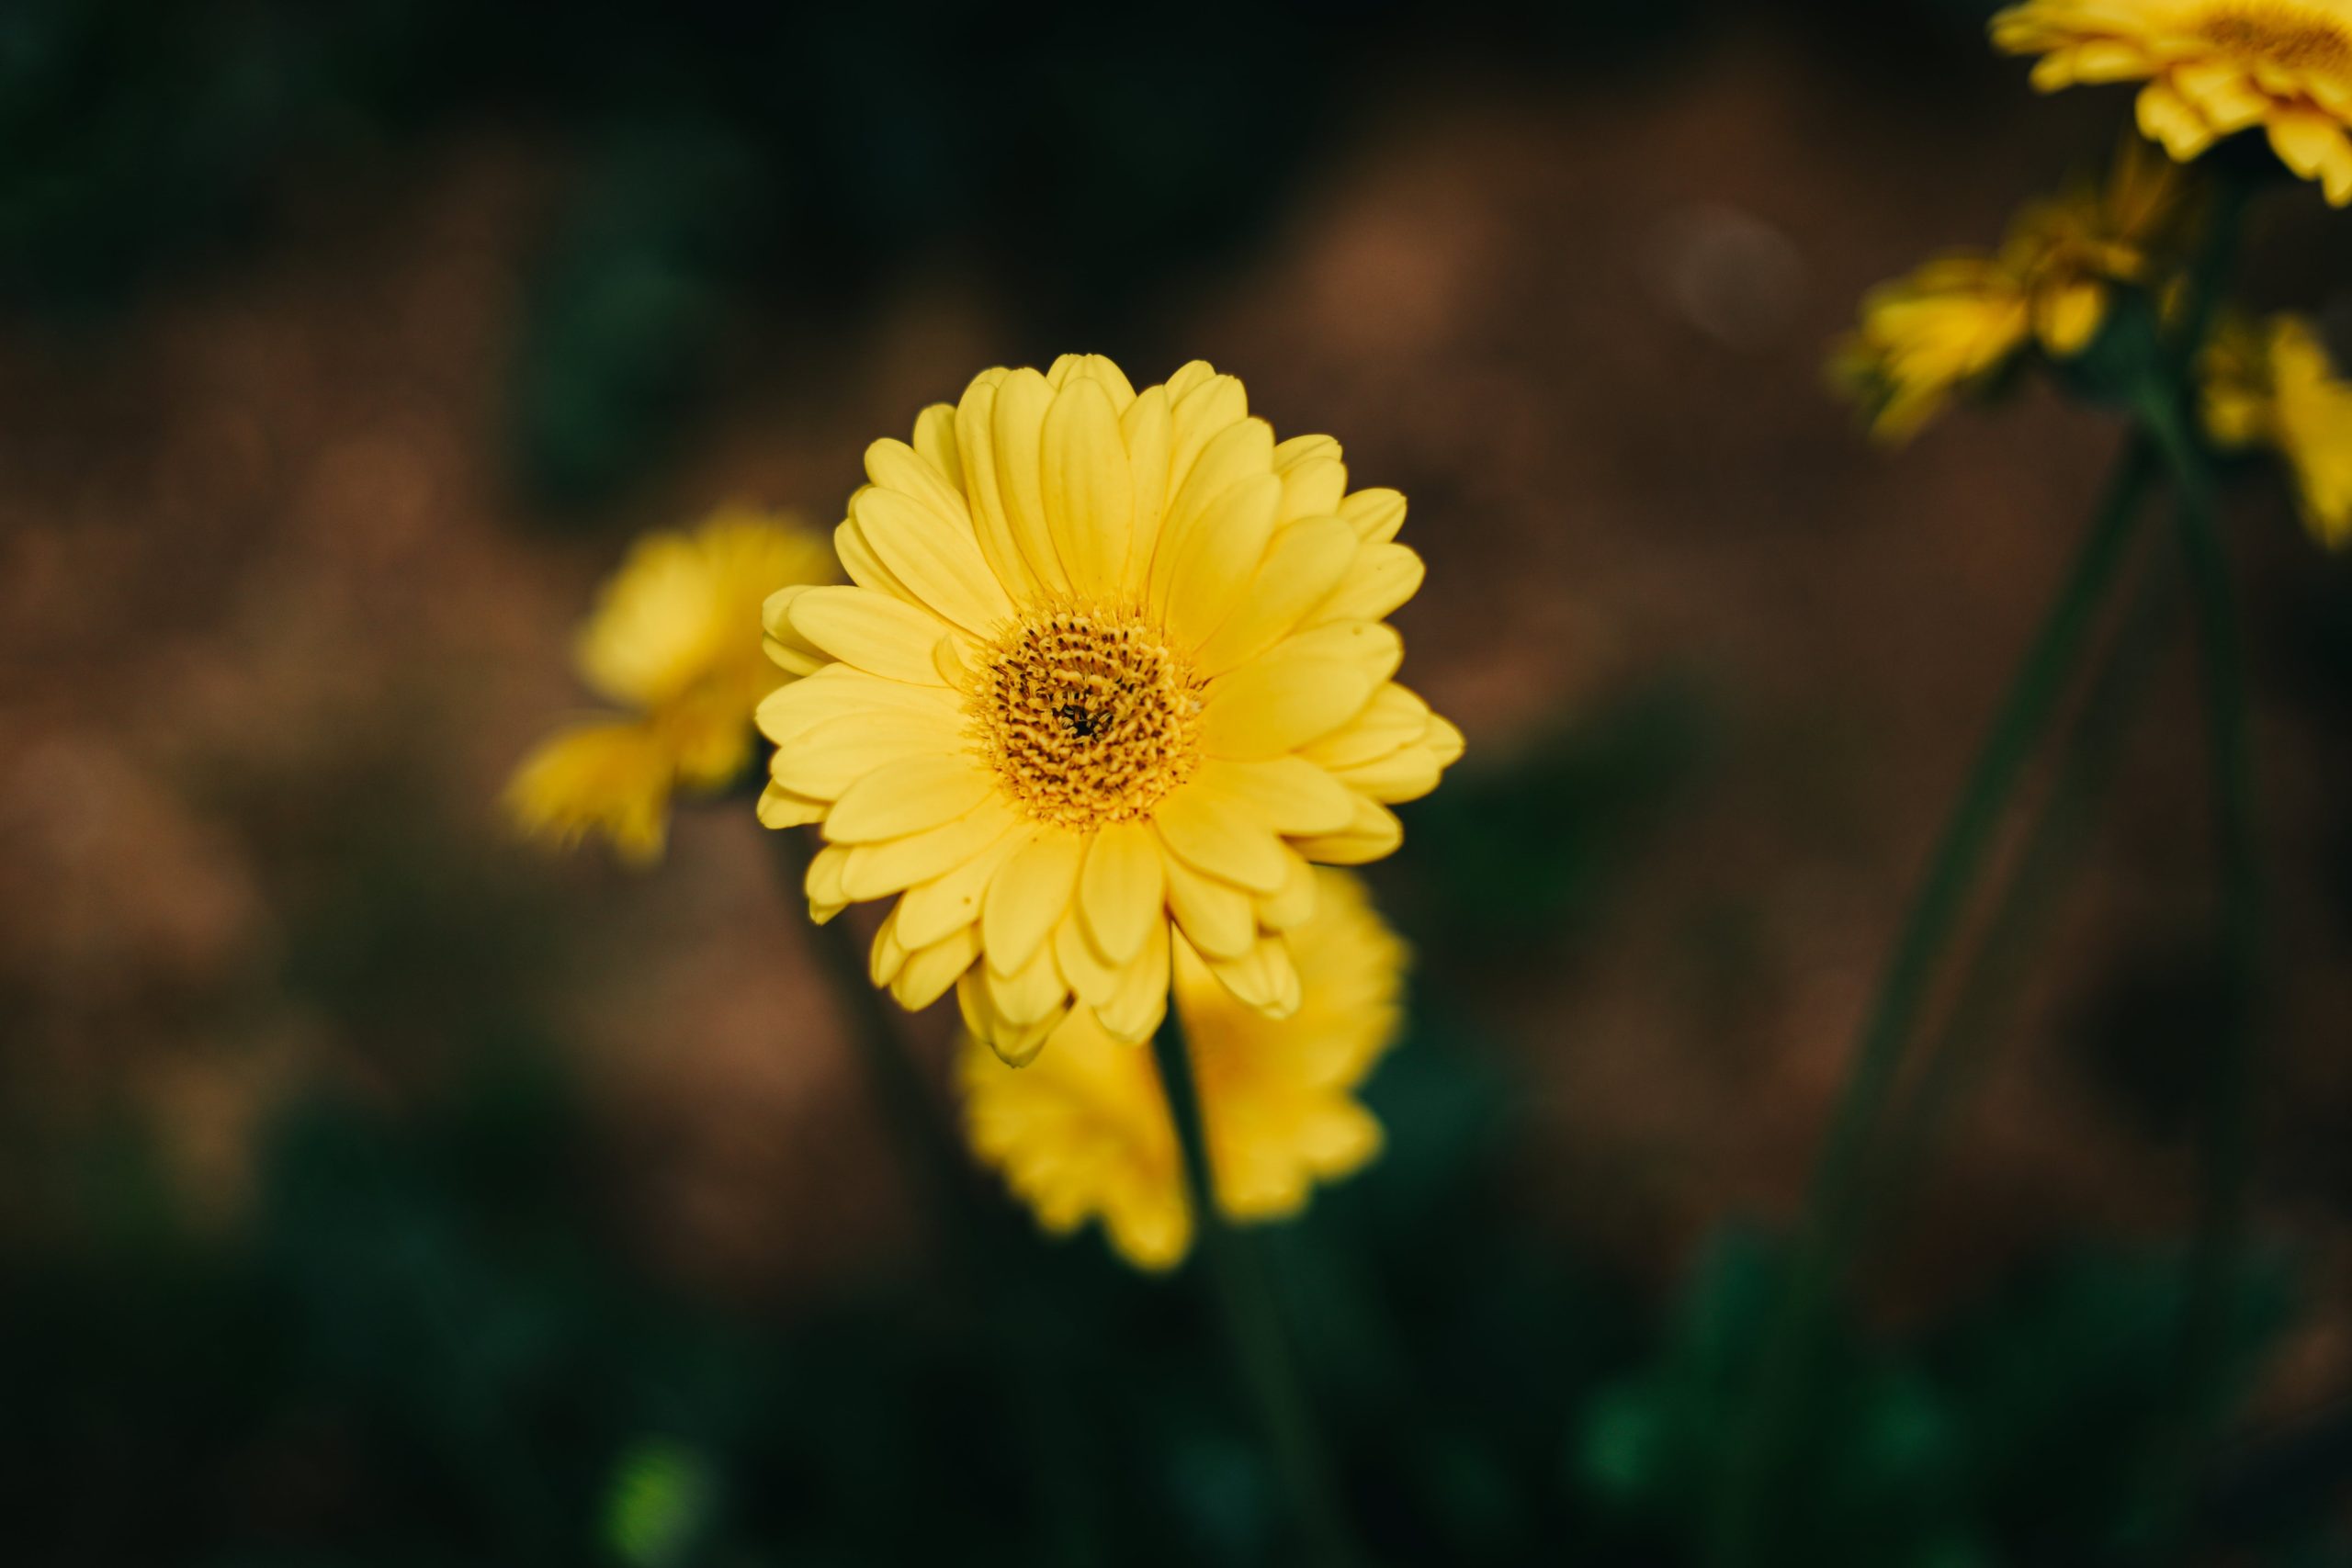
[1994,0,2352,205]
[754,355,1463,1063]
[2201,310,2352,545]
[957,870,1406,1271]
[510,504,838,863]
[1834,136,2188,441]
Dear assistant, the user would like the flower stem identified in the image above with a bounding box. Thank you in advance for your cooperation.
[1152,1008,1364,1568]
[768,828,971,1244]
[2136,376,2266,1543]
[1864,535,2177,1241]
[766,828,1105,1566]
[1712,433,2156,1567]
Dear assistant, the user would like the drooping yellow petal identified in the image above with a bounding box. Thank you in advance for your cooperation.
[1153,784,1289,893]
[1080,820,1167,965]
[984,829,1084,975]
[1163,852,1259,960]
[896,823,1034,951]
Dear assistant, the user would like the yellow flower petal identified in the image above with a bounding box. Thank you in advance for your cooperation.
[1307,542,1426,629]
[1163,472,1283,651]
[1055,908,1124,1009]
[1339,487,1407,544]
[1191,515,1361,677]
[1162,852,1260,960]
[1080,820,1168,965]
[841,801,1020,902]
[1193,757,1358,836]
[910,403,964,490]
[788,585,958,685]
[755,783,828,829]
[1119,385,1175,598]
[896,824,1033,951]
[768,712,954,800]
[825,755,995,843]
[1153,784,1289,893]
[864,436,972,532]
[1288,795,1404,866]
[851,486,1014,637]
[1096,926,1171,1043]
[1200,656,1378,761]
[991,367,1070,596]
[1043,375,1136,598]
[892,924,980,1010]
[954,371,1044,602]
[983,829,1083,975]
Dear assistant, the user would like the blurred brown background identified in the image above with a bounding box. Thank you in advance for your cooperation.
[6,4,2352,1558]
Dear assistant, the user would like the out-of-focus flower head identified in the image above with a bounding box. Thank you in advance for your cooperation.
[2201,310,2352,547]
[1835,137,2189,442]
[510,505,837,863]
[1995,0,2352,206]
[756,355,1462,1065]
[958,870,1405,1270]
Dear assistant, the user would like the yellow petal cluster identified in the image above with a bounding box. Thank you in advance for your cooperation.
[509,505,838,863]
[1995,0,2352,204]
[2201,310,2352,546]
[755,355,1462,1062]
[1834,137,2187,441]
[958,870,1405,1270]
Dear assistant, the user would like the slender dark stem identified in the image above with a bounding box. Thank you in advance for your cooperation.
[765,827,1103,1566]
[1864,536,2177,1239]
[1153,1010,1364,1568]
[1711,434,2156,1567]
[2138,377,2266,1535]
[767,827,971,1249]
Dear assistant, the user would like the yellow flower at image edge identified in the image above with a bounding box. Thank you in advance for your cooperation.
[1834,137,2186,442]
[2202,311,2352,547]
[756,355,1463,1063]
[509,506,839,863]
[959,870,1405,1270]
[1995,0,2352,204]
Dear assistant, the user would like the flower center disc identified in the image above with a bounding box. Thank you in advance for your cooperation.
[2203,5,2352,72]
[971,606,1204,829]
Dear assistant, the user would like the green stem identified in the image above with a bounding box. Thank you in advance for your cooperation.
[1153,1010,1364,1568]
[1711,434,2156,1567]
[767,828,1104,1566]
[768,828,971,1247]
[2138,377,2266,1535]
[1865,536,2177,1238]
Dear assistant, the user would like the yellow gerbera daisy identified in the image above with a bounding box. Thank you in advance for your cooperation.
[510,504,838,863]
[958,869,1405,1270]
[2201,310,2352,545]
[754,355,1463,1063]
[1995,0,2352,205]
[1835,137,2187,441]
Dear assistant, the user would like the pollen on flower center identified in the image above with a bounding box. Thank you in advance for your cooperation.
[2201,5,2352,72]
[969,605,1204,829]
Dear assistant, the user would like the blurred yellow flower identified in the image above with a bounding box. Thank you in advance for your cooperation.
[1994,0,2352,205]
[1834,137,2187,441]
[957,870,1405,1270]
[757,355,1461,1063]
[2201,310,2352,546]
[510,505,838,863]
